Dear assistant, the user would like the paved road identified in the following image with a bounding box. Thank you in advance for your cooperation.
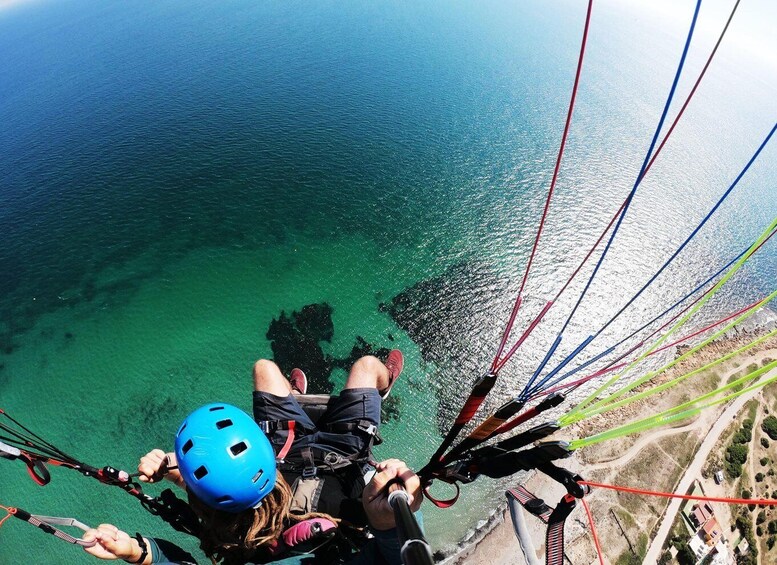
[642,371,773,564]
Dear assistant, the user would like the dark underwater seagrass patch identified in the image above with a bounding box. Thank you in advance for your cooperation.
[381,261,511,435]
[266,303,336,393]
[265,304,398,423]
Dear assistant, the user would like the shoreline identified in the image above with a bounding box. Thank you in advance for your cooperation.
[436,318,777,564]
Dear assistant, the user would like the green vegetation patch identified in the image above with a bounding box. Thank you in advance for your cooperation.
[656,433,699,470]
[736,511,759,564]
[728,369,746,392]
[675,540,696,565]
[726,419,753,478]
[614,507,637,530]
[616,443,680,516]
[613,515,649,564]
[616,551,641,565]
[733,419,754,444]
[746,401,758,422]
[762,416,777,440]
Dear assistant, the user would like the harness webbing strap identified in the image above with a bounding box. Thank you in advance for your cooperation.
[491,404,542,437]
[438,398,526,464]
[301,447,317,477]
[506,487,577,565]
[546,499,574,565]
[506,486,552,523]
[277,420,296,462]
[262,406,380,477]
[423,372,496,472]
[469,423,560,465]
[260,417,380,441]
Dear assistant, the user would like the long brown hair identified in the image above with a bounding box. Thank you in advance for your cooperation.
[188,474,338,564]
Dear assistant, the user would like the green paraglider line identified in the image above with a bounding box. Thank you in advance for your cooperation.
[561,290,777,425]
[569,359,777,450]
[565,215,777,420]
[562,324,777,426]
[536,293,770,399]
[582,292,776,410]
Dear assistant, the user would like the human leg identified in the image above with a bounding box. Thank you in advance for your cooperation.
[252,359,292,396]
[343,355,387,390]
[310,351,403,457]
[251,359,316,438]
[344,351,403,398]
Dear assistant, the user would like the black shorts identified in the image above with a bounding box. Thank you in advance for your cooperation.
[252,387,381,459]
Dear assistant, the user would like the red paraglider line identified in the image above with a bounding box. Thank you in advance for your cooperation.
[581,481,777,506]
[491,0,594,371]
[582,498,604,565]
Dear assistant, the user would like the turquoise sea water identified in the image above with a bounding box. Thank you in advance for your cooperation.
[1,0,776,562]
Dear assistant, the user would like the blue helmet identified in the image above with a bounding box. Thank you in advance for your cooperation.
[174,403,276,513]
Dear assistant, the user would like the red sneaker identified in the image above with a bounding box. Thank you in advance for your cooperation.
[289,368,308,395]
[381,350,404,399]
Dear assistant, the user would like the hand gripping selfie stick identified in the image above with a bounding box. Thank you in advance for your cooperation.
[387,482,433,565]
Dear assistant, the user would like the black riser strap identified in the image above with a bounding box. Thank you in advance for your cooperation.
[545,498,576,565]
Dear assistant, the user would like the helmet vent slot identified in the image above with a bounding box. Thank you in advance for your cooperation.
[259,479,269,491]
[216,419,233,430]
[230,441,248,456]
[194,465,208,480]
[252,469,264,483]
[176,423,187,437]
[209,406,225,412]
[182,439,194,454]
[215,495,233,504]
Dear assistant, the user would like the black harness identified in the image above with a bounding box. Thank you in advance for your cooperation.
[253,396,383,562]
[256,393,382,479]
